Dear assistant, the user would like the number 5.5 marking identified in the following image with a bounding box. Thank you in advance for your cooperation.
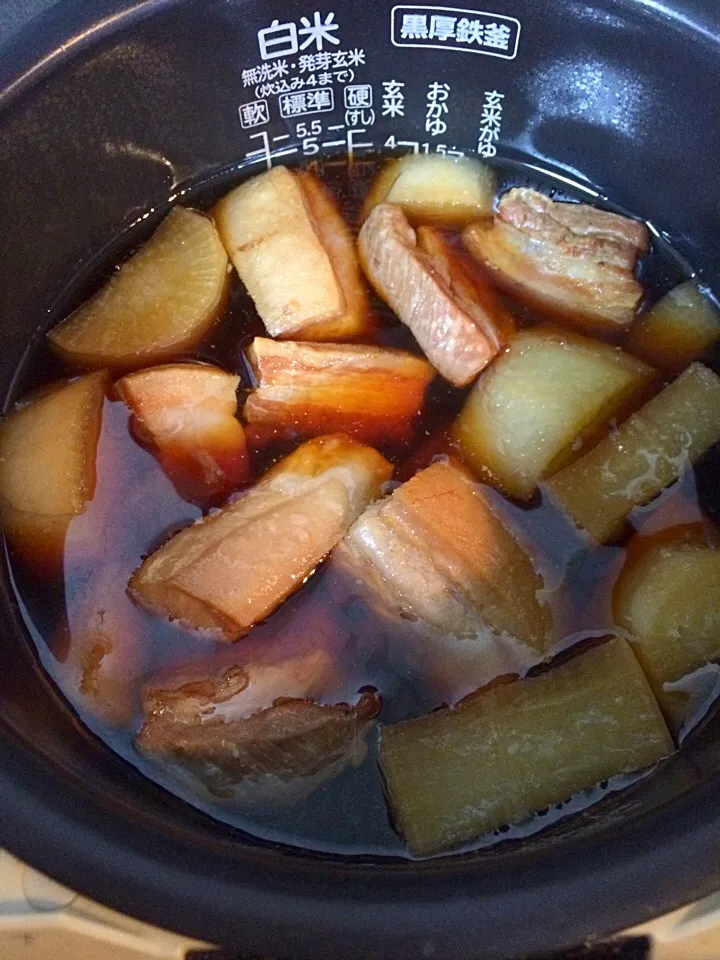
[296,120,322,138]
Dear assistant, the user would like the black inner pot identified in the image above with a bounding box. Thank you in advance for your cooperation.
[1,1,720,957]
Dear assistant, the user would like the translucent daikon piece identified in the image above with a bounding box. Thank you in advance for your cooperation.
[547,363,720,542]
[625,281,720,372]
[244,338,435,445]
[452,327,656,500]
[116,362,249,505]
[613,524,720,697]
[48,208,228,369]
[379,637,673,856]
[130,435,392,640]
[214,166,374,340]
[0,371,107,574]
[463,188,649,335]
[362,154,496,228]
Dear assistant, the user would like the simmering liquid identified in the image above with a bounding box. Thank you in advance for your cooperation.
[6,155,720,857]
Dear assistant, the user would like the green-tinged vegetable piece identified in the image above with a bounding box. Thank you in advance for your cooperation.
[379,637,673,856]
[546,363,720,542]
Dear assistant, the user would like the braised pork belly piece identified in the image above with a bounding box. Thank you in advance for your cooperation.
[137,605,380,802]
[116,363,249,505]
[214,166,374,340]
[338,459,553,657]
[130,435,392,640]
[418,226,515,350]
[358,205,513,386]
[139,691,379,800]
[244,338,435,445]
[463,187,650,334]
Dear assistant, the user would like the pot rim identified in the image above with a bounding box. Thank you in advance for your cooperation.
[2,714,720,958]
[2,2,720,957]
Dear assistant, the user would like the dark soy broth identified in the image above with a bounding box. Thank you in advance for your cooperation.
[6,154,720,858]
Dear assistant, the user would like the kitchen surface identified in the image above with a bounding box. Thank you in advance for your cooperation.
[2,848,720,959]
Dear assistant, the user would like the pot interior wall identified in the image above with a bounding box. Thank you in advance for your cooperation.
[0,1,720,956]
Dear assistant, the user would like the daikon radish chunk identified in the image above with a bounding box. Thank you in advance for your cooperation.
[625,281,720,372]
[547,363,720,542]
[452,327,655,500]
[362,154,496,228]
[0,372,107,574]
[48,208,228,368]
[613,525,720,693]
[379,637,672,856]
